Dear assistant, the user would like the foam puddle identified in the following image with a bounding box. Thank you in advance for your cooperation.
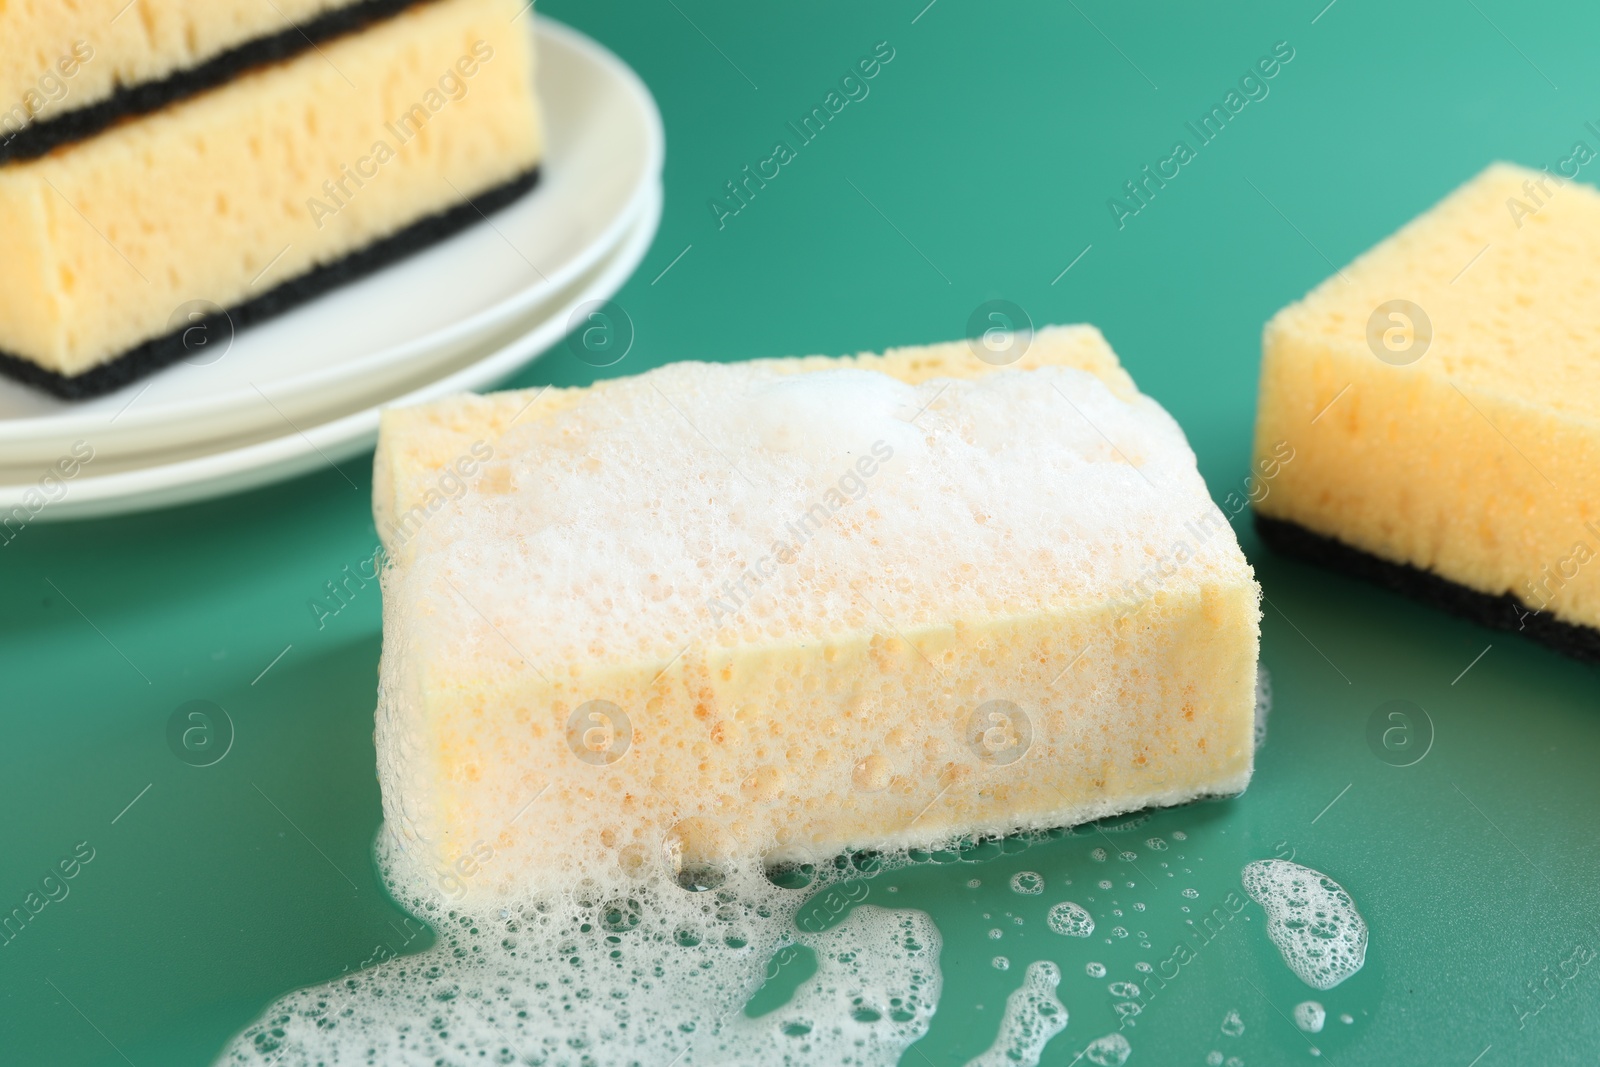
[1241,859,1368,990]
[962,960,1067,1067]
[221,838,941,1066]
[716,907,940,1064]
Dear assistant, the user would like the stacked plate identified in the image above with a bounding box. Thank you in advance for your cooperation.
[0,18,663,521]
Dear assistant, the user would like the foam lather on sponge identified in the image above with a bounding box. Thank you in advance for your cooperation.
[1253,162,1600,659]
[372,326,1261,899]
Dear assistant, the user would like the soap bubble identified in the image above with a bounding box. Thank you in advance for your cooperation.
[1009,871,1045,895]
[1047,901,1094,938]
[1294,1000,1326,1033]
[1083,1031,1131,1066]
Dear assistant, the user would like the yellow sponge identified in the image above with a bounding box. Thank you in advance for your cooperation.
[1,0,399,149]
[0,0,540,390]
[372,326,1261,897]
[1253,163,1600,653]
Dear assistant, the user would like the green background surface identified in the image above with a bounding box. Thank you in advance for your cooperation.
[3,0,1599,1063]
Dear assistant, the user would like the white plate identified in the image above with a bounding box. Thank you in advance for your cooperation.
[0,16,663,466]
[1,181,660,521]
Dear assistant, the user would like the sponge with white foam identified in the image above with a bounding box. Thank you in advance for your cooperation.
[372,325,1261,898]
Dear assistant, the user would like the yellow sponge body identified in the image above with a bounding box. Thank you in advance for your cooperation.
[0,0,540,379]
[1254,163,1600,630]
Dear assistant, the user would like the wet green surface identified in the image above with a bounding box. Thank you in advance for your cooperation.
[3,0,1599,1063]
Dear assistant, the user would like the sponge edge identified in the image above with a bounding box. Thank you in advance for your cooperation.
[374,326,1260,900]
[1253,162,1600,635]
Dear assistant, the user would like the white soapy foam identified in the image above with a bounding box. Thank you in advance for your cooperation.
[405,359,1239,690]
[221,849,940,1067]
[1094,812,1150,833]
[1083,1031,1131,1066]
[1253,666,1272,749]
[1010,871,1045,895]
[1294,999,1326,1033]
[963,960,1068,1067]
[1047,901,1095,938]
[1241,860,1368,990]
[1220,1008,1245,1036]
[710,905,941,1064]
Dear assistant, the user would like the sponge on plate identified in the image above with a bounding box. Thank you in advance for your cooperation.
[0,0,540,396]
[1253,163,1600,660]
[372,326,1261,897]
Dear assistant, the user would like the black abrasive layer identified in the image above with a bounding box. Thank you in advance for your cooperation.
[1254,512,1600,664]
[0,166,539,400]
[0,0,441,164]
